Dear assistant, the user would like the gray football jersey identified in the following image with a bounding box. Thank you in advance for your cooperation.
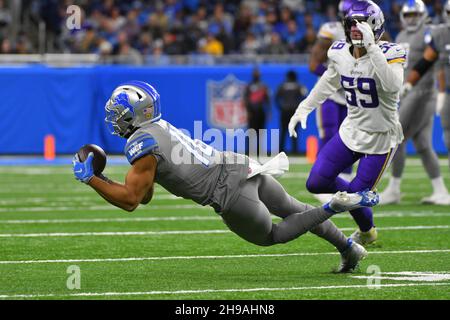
[396,24,434,90]
[124,119,249,212]
[428,24,450,91]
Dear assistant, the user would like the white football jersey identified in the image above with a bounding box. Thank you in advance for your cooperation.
[327,40,406,154]
[318,22,347,106]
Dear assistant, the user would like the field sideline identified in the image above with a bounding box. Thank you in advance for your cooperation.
[0,157,449,300]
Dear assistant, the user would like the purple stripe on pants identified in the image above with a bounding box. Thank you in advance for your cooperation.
[306,133,393,232]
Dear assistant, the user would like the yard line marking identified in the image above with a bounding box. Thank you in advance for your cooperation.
[0,282,449,299]
[0,204,209,212]
[0,212,449,224]
[281,172,443,180]
[0,216,220,224]
[0,249,448,265]
[0,230,230,237]
[0,194,181,205]
[0,225,447,238]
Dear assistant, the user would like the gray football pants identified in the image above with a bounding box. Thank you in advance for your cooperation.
[220,175,348,252]
[391,89,441,179]
[441,93,450,168]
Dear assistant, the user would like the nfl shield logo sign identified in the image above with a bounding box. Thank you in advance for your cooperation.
[207,75,247,129]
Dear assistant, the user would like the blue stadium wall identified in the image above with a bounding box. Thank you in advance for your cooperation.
[0,65,446,155]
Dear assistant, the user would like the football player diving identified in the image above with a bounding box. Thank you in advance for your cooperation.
[72,80,379,273]
[380,0,450,205]
[289,0,405,246]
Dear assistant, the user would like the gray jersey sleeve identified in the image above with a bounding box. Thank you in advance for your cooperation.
[124,131,159,164]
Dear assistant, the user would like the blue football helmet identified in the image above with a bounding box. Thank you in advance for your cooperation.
[400,0,428,32]
[443,0,450,25]
[343,0,385,48]
[105,81,161,138]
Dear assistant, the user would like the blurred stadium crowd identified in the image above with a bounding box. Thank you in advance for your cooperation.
[0,0,448,63]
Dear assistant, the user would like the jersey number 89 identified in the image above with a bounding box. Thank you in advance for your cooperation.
[340,76,379,108]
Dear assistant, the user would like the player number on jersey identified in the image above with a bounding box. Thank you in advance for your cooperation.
[340,76,379,108]
[168,124,214,166]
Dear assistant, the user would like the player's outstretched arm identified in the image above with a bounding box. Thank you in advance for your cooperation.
[88,155,157,212]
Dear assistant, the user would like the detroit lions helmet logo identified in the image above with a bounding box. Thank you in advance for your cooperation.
[113,92,135,115]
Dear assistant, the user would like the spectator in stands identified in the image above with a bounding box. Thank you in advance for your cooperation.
[79,26,98,53]
[262,32,288,55]
[275,70,308,154]
[233,4,253,50]
[241,32,261,55]
[0,38,11,54]
[162,30,185,55]
[4,0,447,60]
[208,3,234,36]
[216,25,234,54]
[283,19,303,53]
[244,67,271,155]
[200,33,224,56]
[0,0,11,39]
[116,41,143,65]
[297,26,316,53]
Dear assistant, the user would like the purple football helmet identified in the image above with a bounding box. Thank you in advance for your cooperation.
[339,0,356,19]
[343,0,385,47]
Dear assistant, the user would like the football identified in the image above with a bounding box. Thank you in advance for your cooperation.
[77,144,107,175]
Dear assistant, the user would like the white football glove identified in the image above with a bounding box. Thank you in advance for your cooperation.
[436,92,446,116]
[356,21,375,48]
[400,82,413,99]
[288,103,310,138]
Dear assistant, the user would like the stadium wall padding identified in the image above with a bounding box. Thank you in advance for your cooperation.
[0,65,446,155]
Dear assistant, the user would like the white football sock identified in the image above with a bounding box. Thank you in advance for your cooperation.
[431,177,448,195]
[387,177,401,193]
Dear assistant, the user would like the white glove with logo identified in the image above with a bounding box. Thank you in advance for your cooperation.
[436,92,446,116]
[356,21,375,48]
[288,102,311,138]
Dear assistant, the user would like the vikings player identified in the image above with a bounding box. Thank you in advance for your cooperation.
[309,0,355,197]
[289,0,405,245]
[402,0,450,178]
[72,81,379,272]
[381,0,450,205]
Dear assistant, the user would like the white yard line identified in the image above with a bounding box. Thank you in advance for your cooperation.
[0,249,448,265]
[0,194,181,205]
[0,204,209,212]
[0,212,449,224]
[0,216,220,224]
[0,282,448,299]
[0,225,447,238]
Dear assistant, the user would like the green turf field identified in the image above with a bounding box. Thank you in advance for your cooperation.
[0,158,449,300]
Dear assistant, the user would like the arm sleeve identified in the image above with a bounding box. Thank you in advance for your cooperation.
[124,133,158,164]
[367,44,405,93]
[300,62,341,113]
[427,27,446,69]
